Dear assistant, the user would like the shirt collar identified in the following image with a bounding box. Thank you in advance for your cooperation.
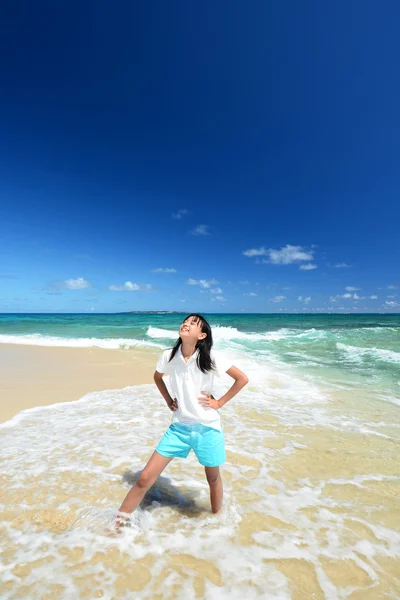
[179,346,199,363]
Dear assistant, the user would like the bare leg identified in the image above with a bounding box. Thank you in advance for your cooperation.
[205,466,223,513]
[118,451,172,516]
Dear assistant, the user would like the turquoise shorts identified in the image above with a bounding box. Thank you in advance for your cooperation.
[156,422,226,467]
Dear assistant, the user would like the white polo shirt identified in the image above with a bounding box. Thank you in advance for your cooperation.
[156,347,232,431]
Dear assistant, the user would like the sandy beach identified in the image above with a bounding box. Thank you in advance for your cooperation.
[0,344,158,423]
[1,317,399,598]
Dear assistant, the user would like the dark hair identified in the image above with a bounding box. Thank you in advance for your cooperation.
[169,313,215,373]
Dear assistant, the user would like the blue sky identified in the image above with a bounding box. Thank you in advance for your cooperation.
[0,1,399,313]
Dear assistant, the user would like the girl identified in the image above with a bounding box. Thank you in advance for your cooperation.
[116,314,248,522]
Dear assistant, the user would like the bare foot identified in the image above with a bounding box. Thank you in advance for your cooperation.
[109,512,131,532]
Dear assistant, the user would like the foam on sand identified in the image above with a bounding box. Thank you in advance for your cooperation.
[1,351,399,598]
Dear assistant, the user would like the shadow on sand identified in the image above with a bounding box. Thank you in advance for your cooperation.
[68,471,208,533]
[122,470,205,517]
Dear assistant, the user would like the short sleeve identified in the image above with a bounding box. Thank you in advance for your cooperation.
[156,350,171,374]
[212,351,233,377]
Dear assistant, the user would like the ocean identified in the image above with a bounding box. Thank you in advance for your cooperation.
[0,313,399,599]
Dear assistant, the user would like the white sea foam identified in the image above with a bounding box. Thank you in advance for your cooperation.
[147,326,178,340]
[378,394,400,407]
[146,325,322,344]
[337,342,400,364]
[0,333,164,350]
[1,365,399,598]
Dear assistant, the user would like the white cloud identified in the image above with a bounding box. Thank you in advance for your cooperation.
[191,224,210,236]
[243,247,267,257]
[243,292,257,297]
[388,284,398,289]
[239,280,250,285]
[270,295,286,303]
[210,287,223,294]
[387,295,397,298]
[330,292,378,302]
[345,286,360,291]
[385,300,399,307]
[330,292,365,301]
[63,277,91,290]
[298,296,311,304]
[243,244,314,265]
[109,281,153,292]
[172,209,188,220]
[330,293,351,300]
[268,245,314,265]
[152,268,177,273]
[186,278,218,288]
[299,263,317,271]
[334,263,351,268]
[211,295,227,302]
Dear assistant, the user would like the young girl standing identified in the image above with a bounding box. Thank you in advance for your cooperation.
[117,314,248,521]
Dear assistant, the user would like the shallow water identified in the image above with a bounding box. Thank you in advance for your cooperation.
[1,362,399,597]
[0,314,399,598]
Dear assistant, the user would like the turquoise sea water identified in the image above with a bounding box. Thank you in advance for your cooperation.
[1,312,399,401]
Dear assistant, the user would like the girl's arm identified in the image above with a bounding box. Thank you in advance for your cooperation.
[199,366,249,409]
[154,371,178,411]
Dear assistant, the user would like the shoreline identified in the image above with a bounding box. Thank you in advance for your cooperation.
[0,344,159,423]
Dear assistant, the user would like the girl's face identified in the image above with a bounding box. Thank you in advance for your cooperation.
[179,316,207,343]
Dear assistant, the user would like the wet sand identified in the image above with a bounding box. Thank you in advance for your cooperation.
[0,344,158,423]
[1,344,399,598]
